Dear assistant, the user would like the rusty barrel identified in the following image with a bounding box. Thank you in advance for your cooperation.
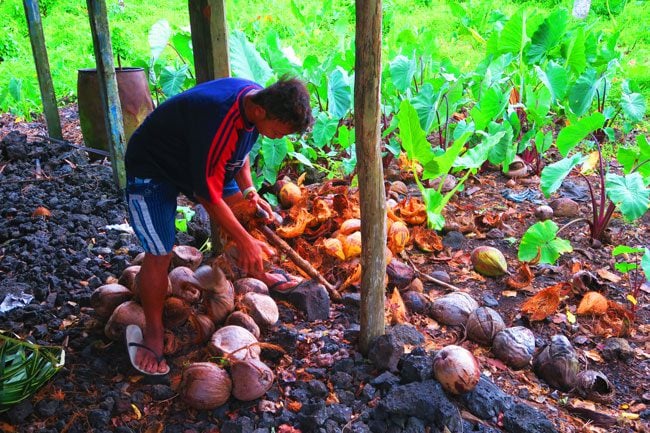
[77,67,154,159]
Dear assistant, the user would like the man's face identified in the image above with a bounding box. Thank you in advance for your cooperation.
[256,117,295,139]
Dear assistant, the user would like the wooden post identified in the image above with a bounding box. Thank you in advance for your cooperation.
[188,0,230,83]
[23,0,62,140]
[355,0,386,354]
[86,0,126,189]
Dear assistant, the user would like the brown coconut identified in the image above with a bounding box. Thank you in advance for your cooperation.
[118,265,141,291]
[238,292,279,328]
[429,292,478,326]
[104,301,145,341]
[209,325,260,361]
[171,245,203,270]
[199,265,235,324]
[188,313,217,344]
[233,278,269,296]
[163,296,191,328]
[230,358,275,401]
[225,311,261,339]
[90,283,133,320]
[168,266,203,304]
[177,362,232,409]
[433,345,481,394]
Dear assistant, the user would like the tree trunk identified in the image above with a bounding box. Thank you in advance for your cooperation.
[572,0,591,19]
[354,0,386,355]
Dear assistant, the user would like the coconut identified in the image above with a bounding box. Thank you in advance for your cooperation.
[200,265,235,323]
[209,325,260,361]
[533,335,580,391]
[238,292,279,328]
[225,311,261,339]
[188,313,217,344]
[386,258,415,290]
[168,266,203,304]
[230,358,275,401]
[465,307,506,345]
[339,218,361,235]
[163,296,191,328]
[429,292,478,326]
[492,326,535,369]
[574,370,615,403]
[470,246,508,277]
[278,181,302,208]
[118,265,141,291]
[402,291,430,315]
[104,301,145,341]
[343,231,362,259]
[90,283,133,320]
[171,245,203,270]
[433,345,481,394]
[233,278,269,296]
[177,362,232,409]
[387,220,410,255]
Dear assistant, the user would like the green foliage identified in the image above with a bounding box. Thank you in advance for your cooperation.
[518,220,573,264]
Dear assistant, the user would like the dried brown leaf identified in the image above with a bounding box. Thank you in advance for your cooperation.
[521,283,565,321]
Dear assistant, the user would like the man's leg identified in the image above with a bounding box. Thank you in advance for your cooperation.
[135,252,172,374]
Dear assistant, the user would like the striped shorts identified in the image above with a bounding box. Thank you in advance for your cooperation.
[125,177,178,255]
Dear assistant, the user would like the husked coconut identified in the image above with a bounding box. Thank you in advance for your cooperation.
[465,307,506,345]
[177,362,232,409]
[238,292,279,328]
[118,265,141,291]
[90,283,132,320]
[188,313,217,344]
[200,265,235,323]
[231,358,275,401]
[533,335,580,391]
[168,266,203,303]
[225,311,261,339]
[429,292,478,326]
[433,345,481,394]
[492,326,535,369]
[233,278,269,296]
[163,296,191,328]
[209,325,260,361]
[104,301,145,341]
[171,245,203,270]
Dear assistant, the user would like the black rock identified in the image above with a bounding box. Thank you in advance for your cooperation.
[458,376,513,420]
[502,403,558,433]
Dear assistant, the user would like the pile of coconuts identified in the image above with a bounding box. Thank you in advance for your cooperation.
[90,245,281,409]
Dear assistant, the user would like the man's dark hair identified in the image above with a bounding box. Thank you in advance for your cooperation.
[251,76,314,133]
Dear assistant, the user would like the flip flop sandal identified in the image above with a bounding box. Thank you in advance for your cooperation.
[267,268,302,294]
[125,324,170,376]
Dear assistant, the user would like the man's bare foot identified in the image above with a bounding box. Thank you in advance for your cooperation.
[126,325,169,375]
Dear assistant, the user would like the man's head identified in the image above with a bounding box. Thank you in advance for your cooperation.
[248,76,313,138]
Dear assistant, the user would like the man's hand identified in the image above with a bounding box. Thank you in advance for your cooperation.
[246,190,274,224]
[236,235,275,276]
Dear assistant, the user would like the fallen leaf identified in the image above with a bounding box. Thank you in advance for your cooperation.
[501,290,518,298]
[386,288,408,325]
[506,263,534,289]
[584,350,605,363]
[596,268,621,283]
[131,403,142,420]
[521,283,565,321]
[144,422,164,433]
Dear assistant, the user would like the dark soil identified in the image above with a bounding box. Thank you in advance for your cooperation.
[0,107,648,433]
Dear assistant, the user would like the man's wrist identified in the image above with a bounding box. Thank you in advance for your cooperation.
[242,186,257,199]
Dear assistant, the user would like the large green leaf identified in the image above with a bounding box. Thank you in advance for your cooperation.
[260,137,288,184]
[499,8,529,56]
[422,132,471,181]
[312,112,339,149]
[617,135,650,177]
[470,86,509,131]
[518,220,573,264]
[229,31,273,85]
[525,84,552,125]
[556,112,605,156]
[486,122,515,167]
[454,131,506,169]
[389,55,417,92]
[149,19,171,63]
[160,65,188,97]
[568,68,600,117]
[526,9,568,63]
[264,31,301,77]
[327,67,352,120]
[397,99,433,167]
[540,153,585,196]
[171,33,193,66]
[621,92,646,122]
[535,62,568,102]
[605,172,650,221]
[565,27,586,75]
[411,84,437,133]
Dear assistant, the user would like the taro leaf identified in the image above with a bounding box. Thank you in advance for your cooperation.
[397,99,433,167]
[487,122,515,167]
[568,68,600,117]
[642,248,650,279]
[288,151,313,168]
[518,220,573,264]
[264,30,301,77]
[535,130,553,154]
[527,9,568,63]
[612,245,644,256]
[171,33,193,66]
[617,135,650,177]
[454,131,506,170]
[525,84,552,125]
[336,125,355,150]
[390,55,417,93]
[312,112,339,149]
[470,86,509,131]
[160,65,188,98]
[605,172,650,221]
[230,31,273,85]
[411,83,437,133]
[540,153,586,197]
[499,8,529,56]
[621,92,646,122]
[556,112,605,156]
[421,188,446,230]
[260,137,288,185]
[535,62,568,103]
[422,131,471,181]
[565,27,586,75]
[149,19,171,63]
[327,67,352,120]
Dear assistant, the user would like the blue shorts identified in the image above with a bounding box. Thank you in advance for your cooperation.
[125,177,240,255]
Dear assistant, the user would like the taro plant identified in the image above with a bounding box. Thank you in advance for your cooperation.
[612,245,650,319]
[541,115,650,242]
[518,220,573,265]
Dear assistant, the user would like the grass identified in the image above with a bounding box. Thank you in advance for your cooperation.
[0,0,648,120]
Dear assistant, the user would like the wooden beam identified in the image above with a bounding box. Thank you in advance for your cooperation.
[188,0,230,83]
[86,0,126,189]
[355,0,386,354]
[23,0,62,140]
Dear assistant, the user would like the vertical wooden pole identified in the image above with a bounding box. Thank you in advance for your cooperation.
[86,0,126,189]
[188,0,230,83]
[355,0,386,354]
[23,0,62,140]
